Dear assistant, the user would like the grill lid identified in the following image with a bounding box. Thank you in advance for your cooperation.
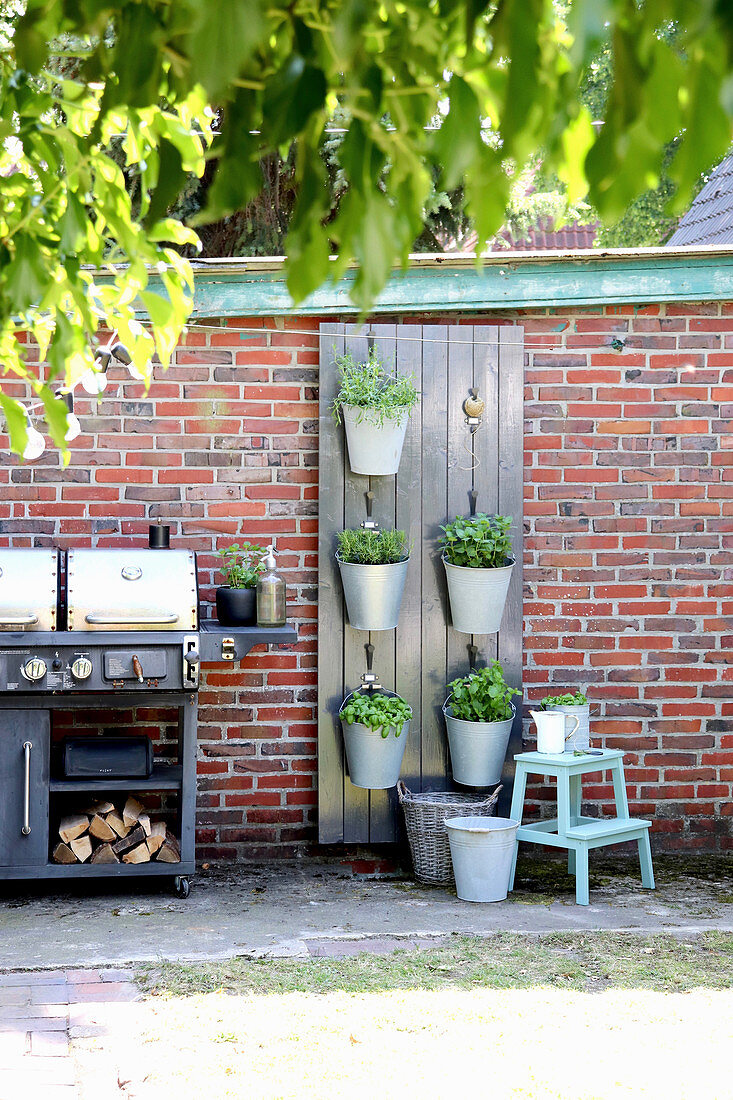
[0,549,58,631]
[67,549,198,631]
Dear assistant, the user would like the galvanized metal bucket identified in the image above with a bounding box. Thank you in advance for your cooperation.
[443,700,515,787]
[445,816,520,902]
[442,556,514,635]
[341,404,410,476]
[336,555,409,631]
[340,690,409,789]
[547,703,591,753]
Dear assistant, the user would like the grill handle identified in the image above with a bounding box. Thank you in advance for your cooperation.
[22,741,31,836]
[0,613,39,626]
[84,612,179,625]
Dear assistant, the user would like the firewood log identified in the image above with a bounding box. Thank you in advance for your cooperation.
[90,843,119,865]
[106,811,130,839]
[138,812,152,837]
[52,842,77,864]
[59,813,90,844]
[89,814,116,843]
[122,797,143,828]
[155,831,181,863]
[111,825,146,857]
[122,843,151,864]
[70,835,92,863]
[146,821,167,855]
[85,800,115,817]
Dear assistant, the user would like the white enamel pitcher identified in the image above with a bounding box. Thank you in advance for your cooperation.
[530,710,580,754]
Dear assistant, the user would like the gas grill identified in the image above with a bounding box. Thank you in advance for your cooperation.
[0,546,296,894]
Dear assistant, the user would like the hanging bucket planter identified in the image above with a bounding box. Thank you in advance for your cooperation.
[339,689,411,789]
[442,557,514,635]
[336,555,409,631]
[445,816,520,903]
[341,404,410,476]
[443,702,515,787]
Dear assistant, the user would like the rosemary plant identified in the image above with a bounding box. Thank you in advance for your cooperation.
[336,528,410,565]
[330,350,419,426]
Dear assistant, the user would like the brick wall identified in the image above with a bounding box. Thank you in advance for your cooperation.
[2,303,730,855]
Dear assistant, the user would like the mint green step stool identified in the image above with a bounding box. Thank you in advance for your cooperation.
[508,749,654,906]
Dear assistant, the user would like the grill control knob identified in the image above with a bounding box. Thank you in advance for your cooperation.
[71,657,92,681]
[23,658,47,682]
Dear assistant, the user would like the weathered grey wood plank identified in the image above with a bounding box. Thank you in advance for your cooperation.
[394,324,423,792]
[472,326,500,667]
[317,324,346,843]
[497,326,525,813]
[446,327,475,692]
[420,325,450,789]
[364,323,398,843]
[342,327,372,842]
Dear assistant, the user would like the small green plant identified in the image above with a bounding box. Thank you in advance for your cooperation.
[440,513,513,569]
[216,543,267,589]
[336,528,410,565]
[540,691,589,708]
[330,350,419,426]
[339,691,412,737]
[446,661,521,723]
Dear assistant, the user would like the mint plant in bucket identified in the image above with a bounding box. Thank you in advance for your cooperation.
[443,661,520,787]
[330,350,419,476]
[336,528,410,631]
[440,513,514,634]
[540,690,590,753]
[215,543,266,626]
[339,690,412,789]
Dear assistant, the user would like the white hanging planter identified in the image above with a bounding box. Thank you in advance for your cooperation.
[341,404,410,476]
[443,556,514,635]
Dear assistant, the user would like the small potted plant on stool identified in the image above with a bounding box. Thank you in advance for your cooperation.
[215,542,266,626]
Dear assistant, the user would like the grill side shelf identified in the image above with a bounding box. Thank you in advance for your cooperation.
[199,623,298,663]
[49,764,183,792]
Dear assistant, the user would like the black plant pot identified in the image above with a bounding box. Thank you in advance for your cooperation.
[216,586,257,626]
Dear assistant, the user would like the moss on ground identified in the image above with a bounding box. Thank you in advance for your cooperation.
[137,930,733,999]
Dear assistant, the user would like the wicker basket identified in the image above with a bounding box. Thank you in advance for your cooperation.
[397,780,502,886]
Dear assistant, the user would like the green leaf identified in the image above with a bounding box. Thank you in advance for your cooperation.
[263,56,327,147]
[144,139,186,229]
[187,0,266,100]
[0,393,28,459]
[4,237,47,313]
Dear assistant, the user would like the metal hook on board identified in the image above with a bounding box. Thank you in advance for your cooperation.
[469,489,478,517]
[361,641,382,691]
[468,641,478,671]
[361,489,379,530]
[367,328,376,356]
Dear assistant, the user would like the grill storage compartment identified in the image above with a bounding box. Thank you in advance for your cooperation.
[67,549,198,632]
[0,549,58,631]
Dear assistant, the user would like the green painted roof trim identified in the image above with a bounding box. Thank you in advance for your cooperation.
[188,248,733,317]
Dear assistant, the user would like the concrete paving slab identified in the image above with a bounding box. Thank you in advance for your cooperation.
[0,856,731,971]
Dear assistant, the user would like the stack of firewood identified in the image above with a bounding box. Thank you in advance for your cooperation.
[52,797,180,865]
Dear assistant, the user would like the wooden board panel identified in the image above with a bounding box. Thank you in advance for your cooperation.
[318,323,524,842]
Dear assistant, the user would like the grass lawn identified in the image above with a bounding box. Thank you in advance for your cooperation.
[78,932,733,1099]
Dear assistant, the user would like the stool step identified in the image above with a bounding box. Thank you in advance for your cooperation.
[565,818,651,841]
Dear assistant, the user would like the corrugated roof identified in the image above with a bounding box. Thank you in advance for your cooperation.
[667,155,733,246]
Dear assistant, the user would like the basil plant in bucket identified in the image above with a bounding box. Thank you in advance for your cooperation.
[540,690,591,753]
[215,543,266,627]
[339,690,412,790]
[443,661,521,787]
[330,350,419,476]
[440,513,514,635]
[336,528,410,631]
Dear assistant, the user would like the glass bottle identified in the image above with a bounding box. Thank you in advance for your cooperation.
[256,545,286,626]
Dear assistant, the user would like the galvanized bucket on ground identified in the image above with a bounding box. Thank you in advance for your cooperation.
[341,404,410,475]
[445,816,520,902]
[341,690,409,789]
[442,557,514,635]
[443,701,515,787]
[336,555,409,631]
[547,703,591,753]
